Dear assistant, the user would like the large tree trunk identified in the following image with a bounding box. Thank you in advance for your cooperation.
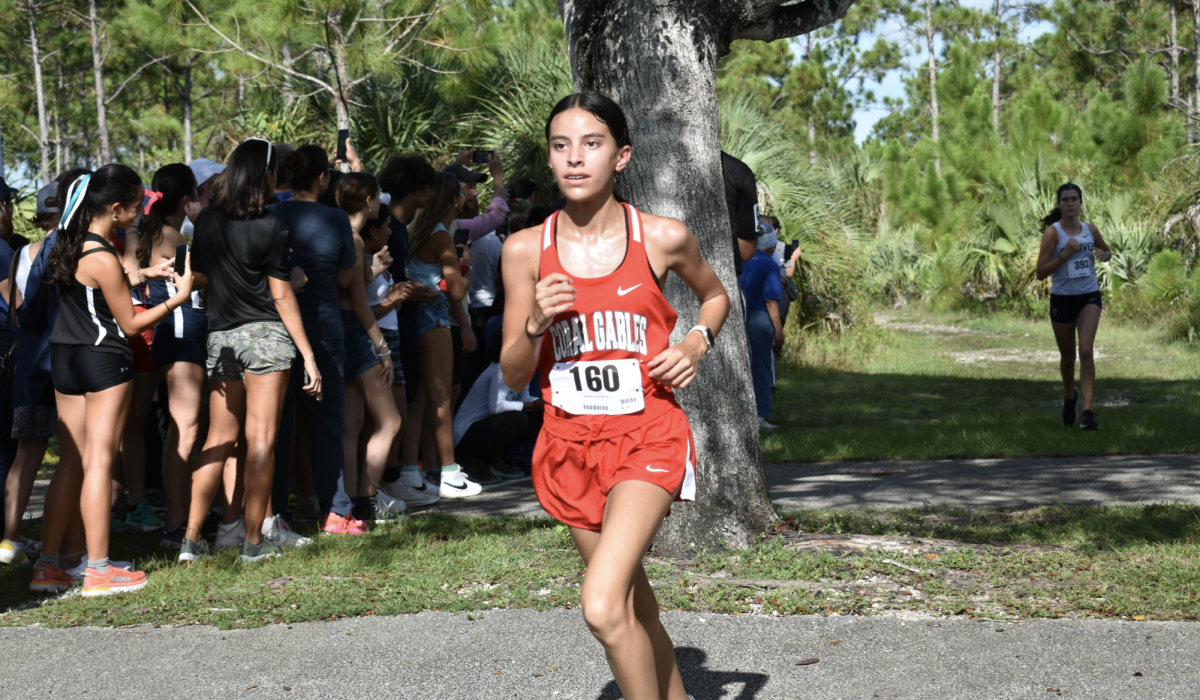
[26,1,52,180]
[1194,0,1200,143]
[559,0,854,554]
[183,61,194,163]
[1170,0,1181,110]
[992,0,1002,135]
[806,33,818,164]
[56,57,71,169]
[926,0,940,176]
[88,0,112,165]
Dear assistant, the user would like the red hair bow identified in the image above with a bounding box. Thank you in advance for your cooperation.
[144,188,164,214]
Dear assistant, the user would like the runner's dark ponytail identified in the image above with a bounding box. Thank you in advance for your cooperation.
[1042,183,1083,229]
[136,163,197,264]
[49,164,143,287]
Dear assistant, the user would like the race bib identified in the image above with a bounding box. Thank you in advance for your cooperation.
[548,359,644,415]
[1068,256,1092,279]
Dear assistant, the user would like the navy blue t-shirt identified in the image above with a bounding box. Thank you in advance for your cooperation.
[738,250,781,311]
[268,200,356,358]
[0,237,14,336]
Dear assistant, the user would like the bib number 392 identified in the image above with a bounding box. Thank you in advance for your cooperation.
[549,359,644,415]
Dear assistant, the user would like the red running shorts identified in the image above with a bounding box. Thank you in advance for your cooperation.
[532,406,697,531]
[129,304,156,373]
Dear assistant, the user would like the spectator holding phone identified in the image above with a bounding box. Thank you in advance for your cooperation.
[449,151,508,245]
[127,164,204,541]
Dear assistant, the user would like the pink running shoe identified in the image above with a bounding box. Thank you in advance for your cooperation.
[321,512,368,535]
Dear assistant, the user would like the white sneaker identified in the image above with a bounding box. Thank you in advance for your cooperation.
[438,467,482,499]
[758,417,778,431]
[0,539,27,565]
[380,475,440,506]
[262,515,312,548]
[66,556,133,581]
[373,491,408,522]
[215,517,246,550]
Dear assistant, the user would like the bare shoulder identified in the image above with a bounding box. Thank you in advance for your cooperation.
[639,211,693,253]
[1042,225,1059,240]
[1087,222,1101,235]
[502,225,542,262]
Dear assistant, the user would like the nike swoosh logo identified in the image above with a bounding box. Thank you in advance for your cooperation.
[617,284,642,296]
[646,466,669,473]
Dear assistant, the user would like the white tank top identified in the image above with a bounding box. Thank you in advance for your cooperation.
[367,271,398,331]
[14,244,34,297]
[1050,220,1100,295]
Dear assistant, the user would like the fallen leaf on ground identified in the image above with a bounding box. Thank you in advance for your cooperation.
[1133,615,1146,621]
[795,658,820,666]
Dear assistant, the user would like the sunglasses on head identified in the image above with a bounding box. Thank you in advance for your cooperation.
[243,137,273,174]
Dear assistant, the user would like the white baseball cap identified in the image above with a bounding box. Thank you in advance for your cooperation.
[188,158,226,187]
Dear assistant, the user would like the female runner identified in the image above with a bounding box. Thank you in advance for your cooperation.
[127,163,204,540]
[334,172,403,523]
[32,164,195,596]
[1036,183,1111,430]
[500,92,730,700]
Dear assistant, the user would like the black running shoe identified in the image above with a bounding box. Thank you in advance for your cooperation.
[1080,409,1098,431]
[1062,388,1079,427]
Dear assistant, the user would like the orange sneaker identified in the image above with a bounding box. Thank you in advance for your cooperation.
[321,512,367,535]
[29,562,73,594]
[81,565,147,597]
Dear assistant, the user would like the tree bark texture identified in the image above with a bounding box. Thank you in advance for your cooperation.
[1194,0,1200,143]
[925,0,940,177]
[991,0,1002,135]
[1170,0,1181,109]
[807,33,818,164]
[26,1,52,180]
[183,61,194,163]
[88,0,112,165]
[559,0,854,555]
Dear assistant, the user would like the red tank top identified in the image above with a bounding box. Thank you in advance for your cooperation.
[537,204,681,441]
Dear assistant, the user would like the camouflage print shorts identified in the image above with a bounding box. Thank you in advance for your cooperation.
[206,321,296,381]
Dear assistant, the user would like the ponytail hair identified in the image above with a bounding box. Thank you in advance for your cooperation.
[212,138,278,219]
[49,164,143,286]
[1042,183,1083,229]
[136,163,197,263]
[336,172,379,216]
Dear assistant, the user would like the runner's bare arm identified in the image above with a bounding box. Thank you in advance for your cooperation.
[500,226,575,390]
[1089,224,1112,262]
[642,214,731,389]
[87,245,192,336]
[1036,226,1068,280]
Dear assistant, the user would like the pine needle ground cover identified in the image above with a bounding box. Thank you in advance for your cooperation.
[763,308,1200,463]
[3,504,1200,628]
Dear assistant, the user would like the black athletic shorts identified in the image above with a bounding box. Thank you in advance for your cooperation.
[51,346,133,396]
[1049,291,1103,325]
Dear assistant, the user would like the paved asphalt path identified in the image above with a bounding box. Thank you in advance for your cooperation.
[24,453,1200,523]
[10,453,1200,698]
[2,609,1196,699]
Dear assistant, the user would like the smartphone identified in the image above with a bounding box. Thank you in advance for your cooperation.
[173,243,189,275]
[471,149,493,164]
[337,129,350,161]
[453,228,470,248]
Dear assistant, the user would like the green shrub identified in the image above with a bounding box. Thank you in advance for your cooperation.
[1141,250,1188,306]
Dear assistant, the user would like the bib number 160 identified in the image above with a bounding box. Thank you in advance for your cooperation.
[569,364,621,392]
[548,359,644,415]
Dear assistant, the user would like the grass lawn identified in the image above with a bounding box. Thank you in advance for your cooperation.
[762,308,1200,463]
[6,307,1198,628]
[4,504,1200,627]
